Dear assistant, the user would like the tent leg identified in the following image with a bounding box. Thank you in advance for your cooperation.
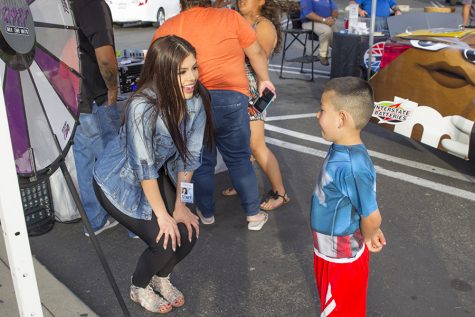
[54,136,130,317]
[58,160,130,316]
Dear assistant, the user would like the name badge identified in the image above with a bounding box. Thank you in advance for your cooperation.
[180,182,193,203]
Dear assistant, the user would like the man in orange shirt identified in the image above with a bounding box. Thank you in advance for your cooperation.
[153,0,275,230]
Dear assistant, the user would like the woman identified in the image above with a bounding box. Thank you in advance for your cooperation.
[222,0,290,211]
[153,0,275,230]
[93,35,213,314]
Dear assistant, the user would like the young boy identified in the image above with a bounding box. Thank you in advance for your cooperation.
[311,77,386,316]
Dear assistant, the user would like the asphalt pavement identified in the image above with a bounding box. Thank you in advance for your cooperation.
[21,68,475,316]
[2,1,474,316]
[0,230,98,317]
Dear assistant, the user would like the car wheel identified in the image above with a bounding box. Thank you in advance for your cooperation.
[152,8,165,27]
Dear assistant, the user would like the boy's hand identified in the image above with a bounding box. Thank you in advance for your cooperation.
[366,228,386,253]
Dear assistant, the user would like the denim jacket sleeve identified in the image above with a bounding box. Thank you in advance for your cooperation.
[125,98,160,181]
[174,96,206,173]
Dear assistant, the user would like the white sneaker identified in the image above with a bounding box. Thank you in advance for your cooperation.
[247,211,269,231]
[196,207,215,225]
[84,218,119,237]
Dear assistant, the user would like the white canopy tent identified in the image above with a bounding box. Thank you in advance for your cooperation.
[0,82,42,316]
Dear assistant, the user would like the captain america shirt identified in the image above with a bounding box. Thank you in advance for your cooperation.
[310,143,378,263]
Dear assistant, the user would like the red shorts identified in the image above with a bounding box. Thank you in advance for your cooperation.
[313,247,370,317]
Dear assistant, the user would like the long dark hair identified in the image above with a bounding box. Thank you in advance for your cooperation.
[259,0,283,54]
[125,35,213,164]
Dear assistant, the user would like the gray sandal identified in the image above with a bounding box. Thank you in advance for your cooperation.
[150,275,185,308]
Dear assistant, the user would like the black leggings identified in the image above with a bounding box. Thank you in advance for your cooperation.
[93,174,197,288]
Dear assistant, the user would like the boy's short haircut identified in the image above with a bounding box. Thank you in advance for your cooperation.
[324,77,375,129]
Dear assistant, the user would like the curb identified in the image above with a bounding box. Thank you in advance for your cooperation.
[0,229,98,317]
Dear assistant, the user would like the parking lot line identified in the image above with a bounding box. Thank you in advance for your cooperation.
[265,137,475,202]
[267,113,318,122]
[265,123,475,184]
[268,63,330,76]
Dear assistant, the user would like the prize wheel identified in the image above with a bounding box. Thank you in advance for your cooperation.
[1,0,80,177]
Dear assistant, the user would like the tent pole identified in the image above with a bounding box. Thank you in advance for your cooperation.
[0,82,43,316]
[367,0,377,81]
[53,136,130,317]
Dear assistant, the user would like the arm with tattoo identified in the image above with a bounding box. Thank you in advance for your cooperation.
[95,45,118,106]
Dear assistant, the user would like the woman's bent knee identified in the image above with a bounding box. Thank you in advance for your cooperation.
[177,223,198,245]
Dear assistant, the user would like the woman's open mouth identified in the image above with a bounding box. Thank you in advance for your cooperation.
[183,84,195,94]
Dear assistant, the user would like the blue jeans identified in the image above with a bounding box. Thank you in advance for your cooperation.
[374,16,389,36]
[73,103,120,230]
[192,90,260,217]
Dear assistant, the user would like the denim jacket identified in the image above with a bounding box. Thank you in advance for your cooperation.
[93,90,206,220]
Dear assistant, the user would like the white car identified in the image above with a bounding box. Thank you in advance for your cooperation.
[106,0,181,27]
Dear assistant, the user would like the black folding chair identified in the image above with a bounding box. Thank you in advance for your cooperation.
[279,9,320,81]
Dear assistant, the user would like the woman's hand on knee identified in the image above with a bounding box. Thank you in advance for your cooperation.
[173,205,200,242]
[156,214,181,252]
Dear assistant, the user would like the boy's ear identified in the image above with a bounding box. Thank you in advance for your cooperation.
[340,110,356,129]
[338,111,348,128]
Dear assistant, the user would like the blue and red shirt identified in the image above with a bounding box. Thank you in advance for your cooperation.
[310,143,378,263]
